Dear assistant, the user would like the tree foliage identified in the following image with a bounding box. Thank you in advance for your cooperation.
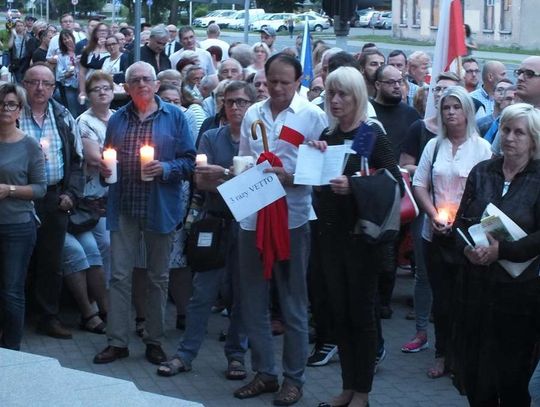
[256,0,295,13]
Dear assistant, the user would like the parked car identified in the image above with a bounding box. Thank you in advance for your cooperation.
[218,8,265,29]
[193,10,237,28]
[374,11,392,29]
[354,8,379,27]
[250,13,295,32]
[296,13,331,32]
[7,9,21,20]
[229,11,268,30]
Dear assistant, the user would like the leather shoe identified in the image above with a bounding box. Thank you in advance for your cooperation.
[146,344,167,365]
[93,346,129,364]
[37,319,72,339]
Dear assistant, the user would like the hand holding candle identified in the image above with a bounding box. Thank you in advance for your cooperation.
[232,156,255,175]
[140,145,155,181]
[196,154,208,167]
[102,148,117,184]
[437,208,450,225]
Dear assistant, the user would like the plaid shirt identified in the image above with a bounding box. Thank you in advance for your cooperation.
[119,108,157,218]
[19,103,64,186]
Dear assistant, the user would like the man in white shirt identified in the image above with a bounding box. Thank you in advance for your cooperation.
[198,23,229,61]
[169,26,216,76]
[233,53,327,406]
[46,13,85,59]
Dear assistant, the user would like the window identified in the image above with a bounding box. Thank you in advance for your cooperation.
[400,0,408,25]
[484,0,494,30]
[500,0,512,32]
[431,0,440,27]
[413,0,420,26]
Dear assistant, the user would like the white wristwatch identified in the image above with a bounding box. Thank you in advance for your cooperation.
[9,185,16,196]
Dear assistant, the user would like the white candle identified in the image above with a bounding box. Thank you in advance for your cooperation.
[196,154,208,166]
[437,209,450,224]
[40,139,50,160]
[140,145,155,181]
[233,156,254,175]
[103,148,117,184]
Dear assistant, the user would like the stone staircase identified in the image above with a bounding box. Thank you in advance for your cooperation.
[0,348,203,407]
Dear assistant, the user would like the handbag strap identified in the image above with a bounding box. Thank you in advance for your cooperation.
[429,139,442,208]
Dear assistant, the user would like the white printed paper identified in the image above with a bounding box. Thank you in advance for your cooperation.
[197,232,213,247]
[294,144,354,186]
[217,161,287,222]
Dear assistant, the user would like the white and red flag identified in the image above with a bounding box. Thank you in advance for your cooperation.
[425,0,467,119]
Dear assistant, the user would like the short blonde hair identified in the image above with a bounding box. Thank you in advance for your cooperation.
[325,67,367,132]
[499,103,540,159]
[408,51,431,68]
[251,42,271,60]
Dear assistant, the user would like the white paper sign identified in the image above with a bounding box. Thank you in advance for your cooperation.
[217,160,287,222]
[294,144,353,186]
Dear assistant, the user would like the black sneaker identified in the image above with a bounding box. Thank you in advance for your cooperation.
[374,347,387,374]
[307,343,337,366]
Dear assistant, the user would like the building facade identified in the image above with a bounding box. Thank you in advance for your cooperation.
[392,0,540,50]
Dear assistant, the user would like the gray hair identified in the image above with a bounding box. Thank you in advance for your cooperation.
[218,58,242,75]
[229,43,254,68]
[321,47,342,64]
[438,86,478,139]
[150,24,169,39]
[207,23,220,36]
[251,42,271,59]
[500,103,540,159]
[125,61,157,82]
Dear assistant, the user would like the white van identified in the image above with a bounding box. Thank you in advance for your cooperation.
[193,10,237,28]
[219,9,266,29]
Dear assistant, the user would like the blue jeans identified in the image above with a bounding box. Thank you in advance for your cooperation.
[0,220,37,350]
[412,214,432,332]
[62,231,102,276]
[531,361,540,406]
[92,218,111,284]
[238,224,310,387]
[176,222,247,366]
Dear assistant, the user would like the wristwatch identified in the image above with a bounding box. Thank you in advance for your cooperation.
[223,168,230,177]
[8,185,16,196]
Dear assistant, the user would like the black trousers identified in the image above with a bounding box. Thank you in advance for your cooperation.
[32,188,69,320]
[319,224,378,393]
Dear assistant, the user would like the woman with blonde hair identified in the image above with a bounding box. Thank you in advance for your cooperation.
[313,66,402,407]
[247,42,270,75]
[412,86,492,378]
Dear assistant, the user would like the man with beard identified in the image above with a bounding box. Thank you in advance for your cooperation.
[372,65,420,160]
[358,50,385,98]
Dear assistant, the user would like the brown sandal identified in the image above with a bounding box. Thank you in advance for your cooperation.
[274,382,303,406]
[226,360,247,380]
[233,373,279,399]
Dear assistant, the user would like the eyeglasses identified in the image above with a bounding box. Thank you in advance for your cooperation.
[127,76,155,85]
[89,85,113,93]
[433,86,449,93]
[514,69,540,79]
[309,86,324,94]
[465,69,480,75]
[0,101,20,111]
[23,80,55,88]
[378,79,403,86]
[105,42,118,47]
[224,98,251,108]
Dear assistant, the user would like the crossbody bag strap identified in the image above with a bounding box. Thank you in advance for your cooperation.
[429,139,442,208]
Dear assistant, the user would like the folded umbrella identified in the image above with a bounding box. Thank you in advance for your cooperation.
[251,120,290,279]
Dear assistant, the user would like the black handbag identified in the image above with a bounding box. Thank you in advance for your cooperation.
[67,198,104,234]
[186,216,228,272]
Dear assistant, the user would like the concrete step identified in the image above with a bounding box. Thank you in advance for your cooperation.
[0,349,203,407]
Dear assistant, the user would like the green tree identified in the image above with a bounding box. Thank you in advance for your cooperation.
[53,0,107,17]
[256,0,295,13]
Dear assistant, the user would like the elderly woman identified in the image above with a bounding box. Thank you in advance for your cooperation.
[451,103,540,406]
[412,86,492,378]
[247,42,270,75]
[314,67,402,407]
[0,83,46,349]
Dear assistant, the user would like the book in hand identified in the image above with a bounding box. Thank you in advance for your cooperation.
[293,144,353,186]
[466,203,536,278]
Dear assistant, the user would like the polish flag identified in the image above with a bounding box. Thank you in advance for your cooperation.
[425,0,467,119]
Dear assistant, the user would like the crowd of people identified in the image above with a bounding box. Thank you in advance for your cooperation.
[1,11,540,407]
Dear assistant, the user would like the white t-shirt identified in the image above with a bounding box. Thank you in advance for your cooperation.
[198,38,229,61]
[413,135,492,241]
[239,92,328,231]
[169,47,216,76]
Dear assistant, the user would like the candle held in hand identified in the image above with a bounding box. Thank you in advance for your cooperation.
[40,139,50,160]
[140,145,155,181]
[437,209,450,224]
[196,154,208,166]
[103,148,117,184]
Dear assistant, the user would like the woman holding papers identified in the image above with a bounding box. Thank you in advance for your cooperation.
[313,67,401,407]
[412,86,492,379]
[451,103,540,405]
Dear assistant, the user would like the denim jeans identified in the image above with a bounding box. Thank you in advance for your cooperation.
[411,214,432,332]
[530,361,540,406]
[176,222,247,366]
[62,231,102,276]
[92,218,111,284]
[238,224,310,387]
[0,220,37,350]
